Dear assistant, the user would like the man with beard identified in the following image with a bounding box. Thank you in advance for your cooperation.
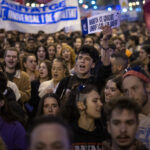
[122,66,150,149]
[103,96,148,150]
[4,47,31,105]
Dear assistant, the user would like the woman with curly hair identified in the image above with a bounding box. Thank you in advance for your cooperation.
[61,43,76,71]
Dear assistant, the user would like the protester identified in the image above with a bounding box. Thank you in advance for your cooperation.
[39,57,69,98]
[36,93,60,116]
[103,75,123,103]
[4,47,31,105]
[122,66,150,149]
[56,45,99,104]
[60,84,107,150]
[22,54,39,82]
[103,96,148,150]
[0,92,27,150]
[28,116,72,150]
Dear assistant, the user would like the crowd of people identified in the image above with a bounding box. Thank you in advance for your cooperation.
[0,21,150,150]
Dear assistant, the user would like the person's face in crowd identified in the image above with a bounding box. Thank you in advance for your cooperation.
[74,38,82,50]
[29,123,70,150]
[110,57,120,74]
[82,90,103,119]
[39,62,48,79]
[51,60,66,83]
[37,46,46,61]
[24,55,37,72]
[119,34,125,41]
[48,46,56,61]
[15,42,21,52]
[27,40,35,50]
[107,109,138,149]
[122,76,148,106]
[139,49,148,62]
[47,36,54,45]
[5,50,18,70]
[76,53,95,78]
[43,97,59,116]
[84,37,94,46]
[56,44,62,57]
[62,49,71,62]
[104,80,121,103]
[114,39,121,51]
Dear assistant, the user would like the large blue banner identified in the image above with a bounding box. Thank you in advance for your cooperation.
[0,0,81,33]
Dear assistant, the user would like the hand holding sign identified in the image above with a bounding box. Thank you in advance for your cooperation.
[101,25,112,40]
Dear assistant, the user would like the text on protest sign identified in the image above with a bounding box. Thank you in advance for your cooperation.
[82,11,120,35]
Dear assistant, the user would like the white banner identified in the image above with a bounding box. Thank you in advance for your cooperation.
[0,0,81,33]
[83,11,120,35]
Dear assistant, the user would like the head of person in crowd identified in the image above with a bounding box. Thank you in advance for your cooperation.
[139,44,150,72]
[28,116,72,150]
[22,54,38,81]
[107,40,116,56]
[103,75,123,103]
[22,54,37,73]
[0,29,5,43]
[14,41,22,52]
[128,35,139,49]
[47,43,56,62]
[56,42,62,57]
[111,36,122,52]
[25,37,36,53]
[39,60,51,83]
[60,84,103,126]
[37,93,60,116]
[104,96,141,150]
[75,45,99,79]
[73,36,83,54]
[6,31,16,46]
[46,35,55,46]
[51,57,69,84]
[61,43,76,70]
[84,36,94,46]
[36,31,46,45]
[122,66,150,115]
[110,52,128,75]
[4,47,20,73]
[35,45,49,65]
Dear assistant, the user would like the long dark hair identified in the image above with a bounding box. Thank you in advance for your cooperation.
[36,93,60,116]
[59,84,98,123]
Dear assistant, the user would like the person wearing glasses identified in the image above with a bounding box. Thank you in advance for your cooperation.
[122,66,150,149]
[59,84,108,150]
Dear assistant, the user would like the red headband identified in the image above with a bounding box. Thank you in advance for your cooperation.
[123,70,150,83]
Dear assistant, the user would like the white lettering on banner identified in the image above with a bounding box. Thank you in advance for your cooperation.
[45,13,53,23]
[8,10,40,23]
[87,11,120,34]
